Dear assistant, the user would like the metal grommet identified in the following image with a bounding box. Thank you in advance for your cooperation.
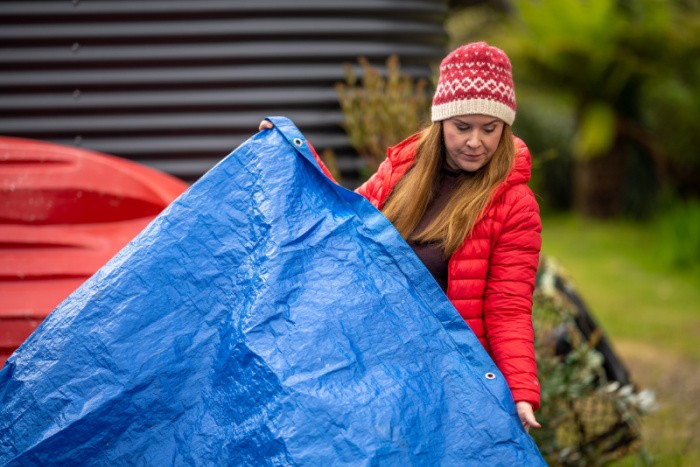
[293,137,303,147]
[485,372,496,380]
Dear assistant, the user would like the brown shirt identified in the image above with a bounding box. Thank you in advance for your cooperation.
[407,168,462,292]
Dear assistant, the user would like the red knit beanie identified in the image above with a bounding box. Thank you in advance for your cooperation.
[431,41,516,125]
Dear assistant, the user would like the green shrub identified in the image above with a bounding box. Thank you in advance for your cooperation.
[335,55,429,179]
[532,257,656,466]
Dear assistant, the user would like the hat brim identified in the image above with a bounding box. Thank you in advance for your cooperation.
[431,99,515,126]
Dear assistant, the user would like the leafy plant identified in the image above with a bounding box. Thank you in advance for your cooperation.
[335,55,429,178]
[532,257,656,466]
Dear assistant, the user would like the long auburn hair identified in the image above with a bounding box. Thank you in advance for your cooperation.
[381,121,515,258]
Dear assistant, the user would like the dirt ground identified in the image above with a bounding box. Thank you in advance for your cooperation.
[615,340,700,464]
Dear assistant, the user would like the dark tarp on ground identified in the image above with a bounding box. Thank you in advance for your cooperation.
[0,117,545,466]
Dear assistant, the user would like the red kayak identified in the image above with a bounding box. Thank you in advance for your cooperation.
[0,137,188,366]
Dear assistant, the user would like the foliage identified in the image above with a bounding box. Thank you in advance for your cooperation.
[532,257,656,466]
[335,56,429,178]
[655,197,700,271]
[502,0,694,161]
[640,5,700,197]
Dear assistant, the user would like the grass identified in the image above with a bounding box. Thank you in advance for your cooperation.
[541,214,700,466]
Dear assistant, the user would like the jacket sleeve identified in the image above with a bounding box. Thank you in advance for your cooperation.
[354,132,422,208]
[483,187,542,410]
[354,156,395,208]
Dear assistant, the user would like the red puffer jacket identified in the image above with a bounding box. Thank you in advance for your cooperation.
[355,132,542,410]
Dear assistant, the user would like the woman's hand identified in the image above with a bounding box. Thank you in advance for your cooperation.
[259,120,274,131]
[516,401,541,433]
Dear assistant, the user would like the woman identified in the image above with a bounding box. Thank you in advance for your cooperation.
[260,42,542,431]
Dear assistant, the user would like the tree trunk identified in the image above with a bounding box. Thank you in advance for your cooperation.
[573,144,626,218]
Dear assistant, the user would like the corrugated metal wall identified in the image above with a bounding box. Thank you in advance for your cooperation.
[0,0,449,185]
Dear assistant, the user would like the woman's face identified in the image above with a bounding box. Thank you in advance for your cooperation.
[442,115,504,172]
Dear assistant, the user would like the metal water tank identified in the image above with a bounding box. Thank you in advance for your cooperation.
[0,0,450,185]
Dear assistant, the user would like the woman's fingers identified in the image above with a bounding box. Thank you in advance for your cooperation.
[259,120,274,131]
[516,401,541,432]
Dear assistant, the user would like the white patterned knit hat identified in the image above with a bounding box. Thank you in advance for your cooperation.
[431,42,516,125]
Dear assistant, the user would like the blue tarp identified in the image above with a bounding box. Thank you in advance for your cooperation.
[0,117,545,466]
